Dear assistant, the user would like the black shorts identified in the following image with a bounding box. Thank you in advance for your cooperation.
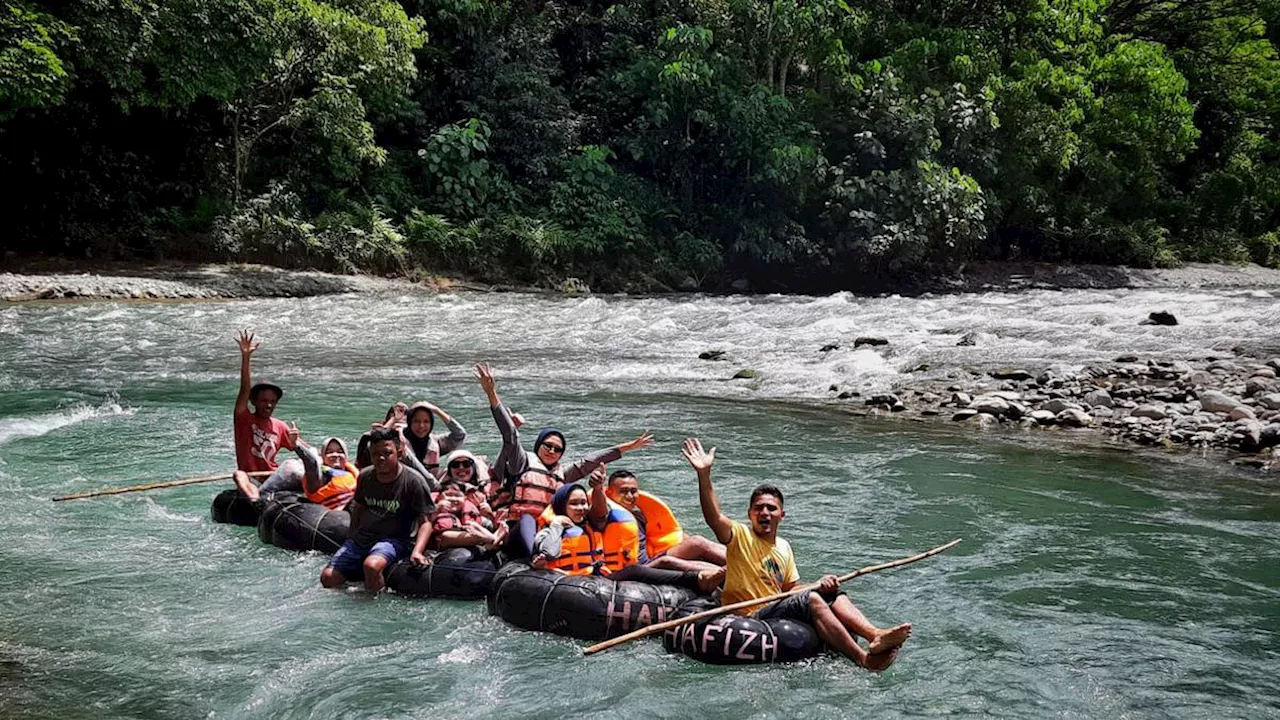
[754,589,844,624]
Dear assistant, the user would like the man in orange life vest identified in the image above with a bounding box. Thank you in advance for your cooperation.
[605,469,726,572]
[683,437,912,671]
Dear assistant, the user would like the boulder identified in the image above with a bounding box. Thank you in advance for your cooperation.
[974,413,1000,428]
[1228,406,1257,421]
[1206,359,1238,373]
[950,392,972,407]
[1030,409,1057,425]
[1245,377,1274,397]
[699,350,728,361]
[1260,424,1280,449]
[971,396,1010,416]
[1267,358,1280,371]
[866,393,900,407]
[1043,399,1082,414]
[837,391,858,400]
[1056,409,1093,427]
[1233,420,1264,450]
[732,369,760,380]
[1197,390,1243,414]
[1131,405,1168,420]
[1083,389,1114,408]
[819,344,840,353]
[1182,370,1214,386]
[1113,354,1140,363]
[951,409,978,421]
[854,337,889,348]
[1142,311,1178,326]
[1258,393,1280,411]
[991,368,1034,381]
[1252,367,1277,379]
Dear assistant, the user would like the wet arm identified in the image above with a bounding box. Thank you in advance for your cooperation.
[296,441,323,495]
[533,521,567,558]
[235,351,252,416]
[562,447,623,483]
[490,403,526,479]
[696,466,733,544]
[435,412,467,454]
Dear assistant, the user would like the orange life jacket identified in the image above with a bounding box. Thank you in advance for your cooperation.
[546,508,641,576]
[632,491,684,559]
[306,462,357,510]
[546,524,602,575]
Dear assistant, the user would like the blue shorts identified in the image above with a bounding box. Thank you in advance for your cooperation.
[326,539,408,581]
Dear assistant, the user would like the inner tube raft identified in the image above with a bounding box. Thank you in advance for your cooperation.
[487,563,699,641]
[256,492,349,554]
[210,488,258,526]
[384,547,502,599]
[662,597,823,664]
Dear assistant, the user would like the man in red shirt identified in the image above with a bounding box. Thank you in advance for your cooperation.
[233,330,294,473]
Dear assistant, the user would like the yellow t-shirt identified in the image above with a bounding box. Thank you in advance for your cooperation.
[721,520,799,614]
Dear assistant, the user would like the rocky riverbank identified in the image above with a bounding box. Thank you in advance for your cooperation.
[833,348,1280,473]
[0,263,444,301]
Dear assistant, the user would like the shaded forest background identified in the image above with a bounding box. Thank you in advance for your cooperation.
[2,0,1278,291]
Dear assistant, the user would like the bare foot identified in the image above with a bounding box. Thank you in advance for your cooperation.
[866,623,912,654]
[861,647,899,672]
[696,566,727,594]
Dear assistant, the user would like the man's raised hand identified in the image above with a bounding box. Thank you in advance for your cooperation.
[474,363,496,394]
[236,329,260,355]
[682,437,716,473]
[620,431,655,454]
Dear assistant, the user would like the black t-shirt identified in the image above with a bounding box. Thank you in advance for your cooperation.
[348,464,435,548]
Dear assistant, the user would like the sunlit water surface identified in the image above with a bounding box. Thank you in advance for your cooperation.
[1,290,1277,719]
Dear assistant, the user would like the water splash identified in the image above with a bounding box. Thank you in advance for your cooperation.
[0,399,136,446]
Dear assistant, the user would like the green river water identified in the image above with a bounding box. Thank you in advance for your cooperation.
[0,294,1277,719]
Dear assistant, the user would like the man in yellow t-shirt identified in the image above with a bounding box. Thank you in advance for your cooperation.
[682,437,912,671]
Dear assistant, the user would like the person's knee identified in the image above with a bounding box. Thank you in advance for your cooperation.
[808,591,831,615]
[320,568,344,588]
[363,555,388,573]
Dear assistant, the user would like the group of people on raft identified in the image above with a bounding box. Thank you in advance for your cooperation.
[230,330,911,670]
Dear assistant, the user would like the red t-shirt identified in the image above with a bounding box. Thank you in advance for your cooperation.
[233,408,295,472]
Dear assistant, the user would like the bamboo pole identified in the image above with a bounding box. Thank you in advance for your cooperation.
[51,470,272,502]
[583,537,962,656]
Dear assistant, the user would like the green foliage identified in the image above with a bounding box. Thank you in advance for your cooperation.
[4,0,1280,289]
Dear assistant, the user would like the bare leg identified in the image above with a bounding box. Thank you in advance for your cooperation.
[232,470,260,502]
[363,555,389,594]
[666,535,726,566]
[320,567,346,588]
[649,555,719,573]
[808,593,869,666]
[696,566,726,594]
[830,595,912,652]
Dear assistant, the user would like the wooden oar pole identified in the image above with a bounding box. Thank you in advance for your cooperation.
[583,537,962,657]
[51,470,272,502]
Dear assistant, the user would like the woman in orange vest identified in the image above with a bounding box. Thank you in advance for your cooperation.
[531,478,724,593]
[231,434,357,511]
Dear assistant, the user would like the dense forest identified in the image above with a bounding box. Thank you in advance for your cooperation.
[2,0,1278,291]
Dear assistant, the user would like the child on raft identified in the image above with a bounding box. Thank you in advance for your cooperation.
[682,437,912,672]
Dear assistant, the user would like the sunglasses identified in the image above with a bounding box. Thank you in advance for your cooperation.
[540,442,564,454]
[448,460,472,469]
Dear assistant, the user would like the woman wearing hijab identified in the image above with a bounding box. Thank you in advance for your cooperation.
[474,362,654,556]
[355,401,466,476]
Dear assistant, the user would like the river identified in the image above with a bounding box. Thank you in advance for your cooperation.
[1,289,1278,718]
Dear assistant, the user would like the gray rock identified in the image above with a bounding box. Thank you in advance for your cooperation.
[1267,358,1280,371]
[1198,390,1243,414]
[1005,401,1028,420]
[1207,359,1238,373]
[950,392,972,407]
[972,396,1010,416]
[1252,367,1277,379]
[1043,399,1082,414]
[699,350,728,361]
[1261,424,1280,448]
[1258,394,1280,411]
[1182,370,1214,386]
[1228,406,1257,421]
[1030,410,1057,425]
[974,413,1001,428]
[991,391,1022,401]
[920,392,941,403]
[1083,389,1114,408]
[854,337,889,348]
[1113,354,1140,363]
[732,369,760,379]
[866,393,900,406]
[1245,377,1274,397]
[1056,409,1093,427]
[1132,404,1168,420]
[1234,420,1264,450]
[921,409,940,416]
[1142,311,1178,326]
[991,368,1034,381]
[819,344,840,353]
[952,409,978,421]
